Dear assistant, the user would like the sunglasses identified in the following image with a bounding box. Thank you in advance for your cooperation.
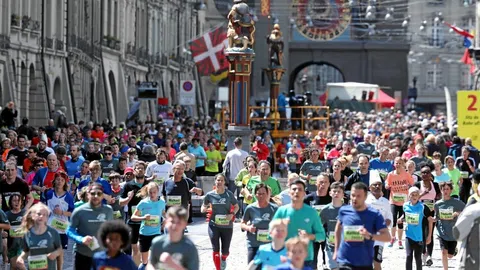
[28,151,35,154]
[105,152,112,156]
[89,192,103,197]
[421,171,431,174]
[35,164,43,167]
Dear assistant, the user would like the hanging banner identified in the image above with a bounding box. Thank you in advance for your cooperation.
[179,80,196,105]
[457,91,480,148]
[261,0,270,16]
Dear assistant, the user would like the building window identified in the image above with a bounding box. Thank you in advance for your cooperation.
[426,63,443,89]
[430,20,444,47]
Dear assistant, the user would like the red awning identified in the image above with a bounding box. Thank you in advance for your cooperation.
[369,89,396,108]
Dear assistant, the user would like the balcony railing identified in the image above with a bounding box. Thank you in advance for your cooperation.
[0,34,10,50]
[21,15,31,30]
[103,36,120,51]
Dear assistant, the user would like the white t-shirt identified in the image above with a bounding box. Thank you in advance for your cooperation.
[146,161,173,193]
[366,193,393,247]
[223,148,248,181]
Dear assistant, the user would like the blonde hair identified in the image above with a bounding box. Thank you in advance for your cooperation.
[285,236,309,252]
[136,182,159,198]
[269,218,288,232]
[21,203,50,232]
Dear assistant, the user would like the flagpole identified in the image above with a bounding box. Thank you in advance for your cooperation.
[475,2,480,89]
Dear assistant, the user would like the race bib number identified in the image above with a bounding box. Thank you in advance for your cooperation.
[461,171,469,178]
[405,212,420,225]
[313,205,326,216]
[49,217,69,233]
[351,167,358,172]
[439,208,453,220]
[9,225,24,238]
[113,210,122,219]
[328,232,335,245]
[392,193,407,203]
[343,226,364,242]
[145,215,160,227]
[423,200,434,211]
[215,215,230,226]
[68,175,74,183]
[378,170,388,179]
[154,176,165,186]
[309,178,316,186]
[88,236,100,250]
[167,196,182,206]
[256,229,270,242]
[28,254,48,270]
[102,172,110,179]
[32,192,41,200]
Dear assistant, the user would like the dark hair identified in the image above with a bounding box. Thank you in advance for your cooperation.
[118,157,127,163]
[289,179,306,190]
[98,220,131,249]
[258,160,271,167]
[134,160,146,170]
[439,182,453,190]
[351,182,368,194]
[234,137,242,147]
[254,183,271,194]
[166,206,189,222]
[29,146,38,153]
[358,154,369,162]
[87,182,104,193]
[330,182,345,192]
[53,170,69,191]
[8,194,22,210]
[55,146,67,156]
[473,169,480,184]
[180,142,189,151]
[103,145,113,152]
[17,134,27,141]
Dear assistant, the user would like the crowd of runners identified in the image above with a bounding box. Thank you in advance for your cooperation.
[0,102,479,269]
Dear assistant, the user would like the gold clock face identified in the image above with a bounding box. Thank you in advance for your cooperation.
[292,0,352,41]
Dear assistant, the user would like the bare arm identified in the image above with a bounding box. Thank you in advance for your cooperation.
[24,193,33,210]
[372,228,391,243]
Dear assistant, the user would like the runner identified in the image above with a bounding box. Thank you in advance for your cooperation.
[131,182,166,270]
[455,147,475,203]
[107,173,124,221]
[147,206,199,270]
[67,183,114,269]
[241,183,277,263]
[275,237,312,270]
[273,179,325,269]
[443,156,461,199]
[414,165,440,266]
[16,203,62,270]
[398,187,433,270]
[333,181,391,269]
[385,157,414,249]
[45,170,74,257]
[247,219,288,270]
[77,160,114,204]
[92,220,137,270]
[245,161,282,203]
[1,161,33,212]
[5,194,25,269]
[434,182,465,270]
[365,178,392,270]
[300,148,329,192]
[320,182,345,270]
[145,149,172,192]
[120,161,150,265]
[201,173,239,270]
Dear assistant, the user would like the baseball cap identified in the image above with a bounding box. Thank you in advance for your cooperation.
[120,146,129,154]
[124,167,134,175]
[408,187,420,196]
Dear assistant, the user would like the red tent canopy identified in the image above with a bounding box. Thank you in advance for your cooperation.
[369,89,396,108]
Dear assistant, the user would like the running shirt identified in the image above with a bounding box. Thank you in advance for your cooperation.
[68,203,113,257]
[246,176,282,203]
[403,201,429,242]
[272,204,325,261]
[110,186,124,220]
[299,160,329,191]
[365,194,392,247]
[121,179,150,224]
[203,190,238,228]
[414,181,439,211]
[6,209,24,251]
[434,171,450,183]
[435,198,465,241]
[369,158,394,176]
[149,234,199,270]
[92,250,137,270]
[242,202,278,248]
[137,198,166,236]
[23,226,61,270]
[0,178,30,212]
[0,210,8,253]
[163,177,196,210]
[45,190,75,234]
[442,168,461,196]
[385,171,414,206]
[304,193,332,210]
[320,203,343,246]
[252,242,287,270]
[145,161,173,190]
[337,205,387,267]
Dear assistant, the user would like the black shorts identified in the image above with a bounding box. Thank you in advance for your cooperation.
[138,234,160,253]
[438,237,457,255]
[129,223,141,244]
[374,245,383,263]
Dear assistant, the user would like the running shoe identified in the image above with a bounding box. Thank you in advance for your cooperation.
[454,247,458,256]
[398,240,404,249]
[388,237,396,247]
[220,259,227,270]
[422,254,427,266]
[426,256,433,266]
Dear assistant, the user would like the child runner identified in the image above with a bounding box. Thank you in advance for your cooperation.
[131,182,166,270]
[201,173,239,270]
[398,187,433,270]
[147,206,199,270]
[385,157,414,249]
[275,236,313,270]
[108,173,125,221]
[435,182,465,270]
[16,203,62,270]
[320,182,345,270]
[92,220,137,270]
[46,170,74,257]
[247,219,288,270]
[6,195,24,270]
